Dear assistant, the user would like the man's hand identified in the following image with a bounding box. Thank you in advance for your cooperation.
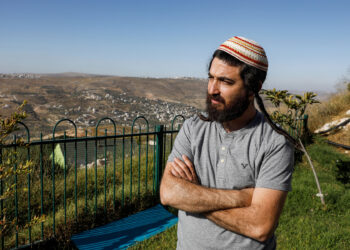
[168,156,254,201]
[160,159,253,213]
[170,155,199,184]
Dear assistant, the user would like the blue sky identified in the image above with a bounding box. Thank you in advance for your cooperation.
[1,0,349,92]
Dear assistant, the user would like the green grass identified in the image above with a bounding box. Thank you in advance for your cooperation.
[131,137,350,249]
[276,138,350,249]
[129,225,178,250]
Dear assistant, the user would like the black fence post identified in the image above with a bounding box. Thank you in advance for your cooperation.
[302,114,312,144]
[303,114,309,131]
[155,125,164,194]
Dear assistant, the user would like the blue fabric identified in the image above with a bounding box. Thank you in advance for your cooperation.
[71,205,178,249]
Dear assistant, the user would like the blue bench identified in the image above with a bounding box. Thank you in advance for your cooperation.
[71,205,178,249]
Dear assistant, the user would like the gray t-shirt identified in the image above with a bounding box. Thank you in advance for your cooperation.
[167,111,294,250]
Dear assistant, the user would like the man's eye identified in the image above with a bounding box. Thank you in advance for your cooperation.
[222,79,234,85]
[208,76,214,82]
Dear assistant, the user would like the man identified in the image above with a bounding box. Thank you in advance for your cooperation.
[160,36,296,249]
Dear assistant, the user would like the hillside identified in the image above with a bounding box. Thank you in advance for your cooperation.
[0,73,337,139]
[0,74,207,136]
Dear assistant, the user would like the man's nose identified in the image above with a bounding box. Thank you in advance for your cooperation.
[208,79,220,95]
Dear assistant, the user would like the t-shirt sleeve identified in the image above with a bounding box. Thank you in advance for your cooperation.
[255,138,294,191]
[167,117,193,163]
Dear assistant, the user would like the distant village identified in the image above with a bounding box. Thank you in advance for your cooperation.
[67,90,199,128]
[0,73,41,79]
[0,88,200,134]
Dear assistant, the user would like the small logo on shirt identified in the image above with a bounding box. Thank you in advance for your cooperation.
[241,163,248,169]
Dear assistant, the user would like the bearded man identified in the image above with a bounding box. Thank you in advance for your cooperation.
[160,36,296,249]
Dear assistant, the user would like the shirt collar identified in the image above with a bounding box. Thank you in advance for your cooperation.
[216,111,262,138]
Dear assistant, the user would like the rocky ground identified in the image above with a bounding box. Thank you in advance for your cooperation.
[314,109,350,154]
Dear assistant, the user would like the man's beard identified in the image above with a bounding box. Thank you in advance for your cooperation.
[205,91,251,123]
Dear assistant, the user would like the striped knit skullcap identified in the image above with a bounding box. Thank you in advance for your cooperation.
[218,36,268,72]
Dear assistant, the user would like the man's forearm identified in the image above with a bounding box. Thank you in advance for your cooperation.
[205,206,266,242]
[160,164,252,213]
[205,188,288,242]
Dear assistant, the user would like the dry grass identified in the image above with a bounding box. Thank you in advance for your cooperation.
[306,89,350,132]
[326,128,350,154]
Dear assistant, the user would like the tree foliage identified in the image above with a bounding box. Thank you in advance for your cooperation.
[0,101,45,237]
[261,88,319,130]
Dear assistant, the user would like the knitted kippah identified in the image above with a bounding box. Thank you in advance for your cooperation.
[218,36,268,72]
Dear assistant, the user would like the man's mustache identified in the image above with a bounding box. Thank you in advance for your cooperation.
[207,94,225,104]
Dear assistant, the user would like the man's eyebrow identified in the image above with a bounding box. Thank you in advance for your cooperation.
[218,77,235,83]
[208,73,236,83]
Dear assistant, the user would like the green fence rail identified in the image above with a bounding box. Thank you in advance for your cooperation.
[0,114,306,249]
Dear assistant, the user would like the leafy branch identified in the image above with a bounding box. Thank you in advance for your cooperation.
[0,101,46,237]
[261,88,319,135]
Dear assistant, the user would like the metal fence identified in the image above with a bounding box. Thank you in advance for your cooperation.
[0,115,185,249]
[0,114,308,249]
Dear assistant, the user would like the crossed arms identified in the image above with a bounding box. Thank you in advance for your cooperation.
[159,155,288,242]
